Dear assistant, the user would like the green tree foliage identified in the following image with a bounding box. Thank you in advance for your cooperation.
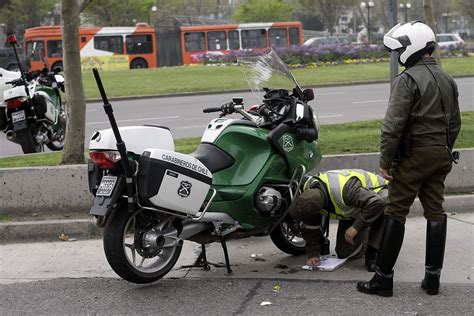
[83,0,155,26]
[233,0,294,23]
[0,0,56,38]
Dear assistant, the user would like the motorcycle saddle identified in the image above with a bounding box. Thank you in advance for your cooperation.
[190,142,234,173]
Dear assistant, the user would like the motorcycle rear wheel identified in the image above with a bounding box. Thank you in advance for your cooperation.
[16,127,42,154]
[270,218,306,256]
[103,206,182,284]
[46,136,64,151]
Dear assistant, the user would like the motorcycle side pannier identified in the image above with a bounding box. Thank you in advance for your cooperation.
[137,148,213,216]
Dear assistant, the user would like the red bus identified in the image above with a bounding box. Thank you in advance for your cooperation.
[24,23,157,71]
[23,21,303,70]
[179,22,303,65]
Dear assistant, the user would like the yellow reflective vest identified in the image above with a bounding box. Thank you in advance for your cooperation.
[303,169,387,219]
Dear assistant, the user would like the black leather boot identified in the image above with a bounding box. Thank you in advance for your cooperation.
[421,215,447,295]
[365,245,377,272]
[357,267,393,297]
[357,216,405,297]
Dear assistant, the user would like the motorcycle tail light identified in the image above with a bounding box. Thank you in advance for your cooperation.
[6,97,26,109]
[89,150,121,169]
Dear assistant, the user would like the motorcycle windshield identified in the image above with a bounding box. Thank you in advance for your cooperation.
[238,50,302,102]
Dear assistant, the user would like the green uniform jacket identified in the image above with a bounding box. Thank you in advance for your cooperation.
[380,57,461,169]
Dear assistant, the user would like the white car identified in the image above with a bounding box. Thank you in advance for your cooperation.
[436,33,464,49]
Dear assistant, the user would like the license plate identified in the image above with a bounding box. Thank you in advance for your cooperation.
[12,110,26,123]
[96,175,118,197]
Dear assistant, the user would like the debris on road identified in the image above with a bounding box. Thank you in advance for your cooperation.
[260,301,272,306]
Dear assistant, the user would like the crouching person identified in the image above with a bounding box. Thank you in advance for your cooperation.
[288,169,388,271]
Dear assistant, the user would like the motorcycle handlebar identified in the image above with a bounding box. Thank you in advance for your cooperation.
[203,107,222,113]
[203,102,236,114]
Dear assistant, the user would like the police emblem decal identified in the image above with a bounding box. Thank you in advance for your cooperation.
[282,135,294,152]
[177,181,192,198]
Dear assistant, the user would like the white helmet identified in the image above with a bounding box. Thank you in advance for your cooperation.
[383,21,436,67]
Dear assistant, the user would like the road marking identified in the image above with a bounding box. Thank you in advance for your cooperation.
[319,114,343,118]
[86,109,97,112]
[86,115,180,126]
[352,99,388,104]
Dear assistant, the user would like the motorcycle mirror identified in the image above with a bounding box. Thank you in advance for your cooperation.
[7,35,17,44]
[54,74,65,84]
[303,89,314,102]
[232,97,243,105]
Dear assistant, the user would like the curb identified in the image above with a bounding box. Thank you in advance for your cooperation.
[85,75,474,104]
[0,218,102,244]
[1,194,472,244]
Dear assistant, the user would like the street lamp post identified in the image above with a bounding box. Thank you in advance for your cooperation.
[399,3,411,22]
[442,12,451,33]
[150,5,158,25]
[361,2,375,44]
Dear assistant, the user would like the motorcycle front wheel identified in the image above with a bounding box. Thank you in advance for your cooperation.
[270,217,306,256]
[103,206,182,284]
[16,127,42,154]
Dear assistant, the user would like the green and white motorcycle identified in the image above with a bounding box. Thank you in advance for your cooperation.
[87,50,322,284]
[0,35,65,154]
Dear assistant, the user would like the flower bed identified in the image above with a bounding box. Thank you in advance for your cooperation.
[195,44,473,68]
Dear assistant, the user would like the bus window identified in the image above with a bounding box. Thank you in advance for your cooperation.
[269,28,288,47]
[241,29,267,49]
[184,32,205,52]
[26,41,45,61]
[126,34,153,54]
[47,40,62,57]
[207,31,227,51]
[289,28,300,45]
[94,36,124,54]
[228,30,240,50]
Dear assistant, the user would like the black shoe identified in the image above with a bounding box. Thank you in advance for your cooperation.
[421,267,441,295]
[365,247,377,272]
[357,268,393,297]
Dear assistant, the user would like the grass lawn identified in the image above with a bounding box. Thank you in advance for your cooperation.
[82,57,474,99]
[1,112,472,168]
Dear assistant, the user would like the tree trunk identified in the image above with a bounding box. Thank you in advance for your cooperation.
[423,0,442,65]
[60,0,87,164]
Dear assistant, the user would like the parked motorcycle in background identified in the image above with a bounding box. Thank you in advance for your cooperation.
[88,50,322,284]
[0,35,66,154]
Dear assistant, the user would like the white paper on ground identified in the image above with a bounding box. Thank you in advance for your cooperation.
[301,256,347,272]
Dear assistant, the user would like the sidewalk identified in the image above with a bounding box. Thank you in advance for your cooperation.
[1,212,472,286]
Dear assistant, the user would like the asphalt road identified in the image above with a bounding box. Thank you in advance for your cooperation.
[1,213,473,314]
[1,278,472,315]
[1,78,473,157]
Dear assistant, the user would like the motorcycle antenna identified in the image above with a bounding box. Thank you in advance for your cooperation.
[92,67,135,212]
[6,35,31,99]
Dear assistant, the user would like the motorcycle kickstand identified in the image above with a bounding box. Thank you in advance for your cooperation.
[220,237,233,275]
[181,244,224,271]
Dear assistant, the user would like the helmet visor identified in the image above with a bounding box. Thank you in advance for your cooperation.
[383,35,403,52]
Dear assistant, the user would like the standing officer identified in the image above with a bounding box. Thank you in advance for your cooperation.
[289,169,387,271]
[357,21,461,297]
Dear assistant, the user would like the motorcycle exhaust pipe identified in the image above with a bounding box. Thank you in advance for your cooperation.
[6,130,15,141]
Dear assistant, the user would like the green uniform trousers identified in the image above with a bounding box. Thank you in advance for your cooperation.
[386,146,453,223]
